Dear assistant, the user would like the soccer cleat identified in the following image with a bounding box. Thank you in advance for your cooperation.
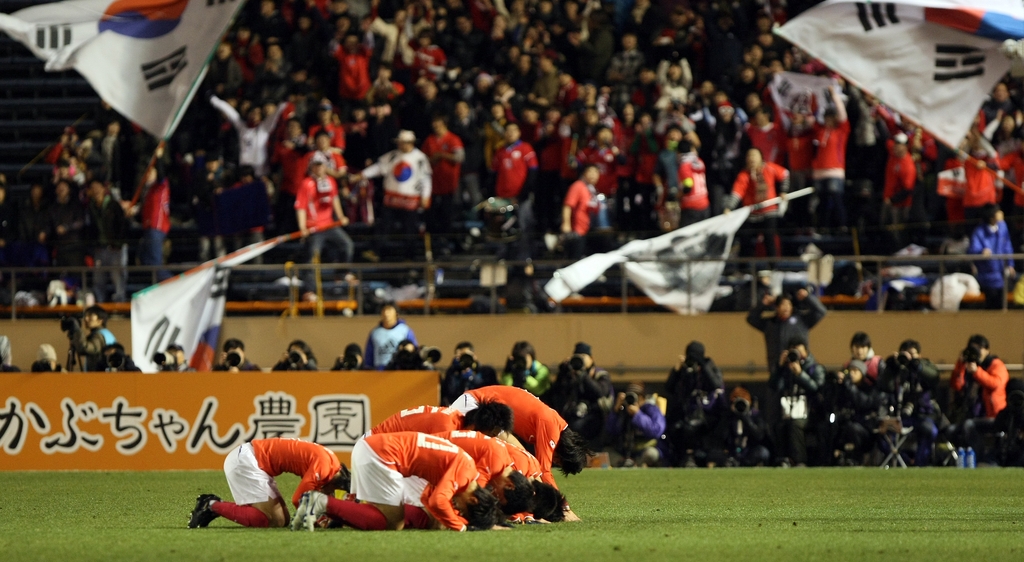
[299,491,329,532]
[187,494,221,529]
[290,492,312,531]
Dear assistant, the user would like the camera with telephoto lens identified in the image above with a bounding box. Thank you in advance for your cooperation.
[787,350,801,363]
[338,351,360,370]
[962,346,981,364]
[288,351,305,368]
[569,354,587,372]
[153,352,177,371]
[224,350,243,368]
[623,392,639,407]
[732,396,750,415]
[511,355,528,374]
[458,353,477,371]
[106,349,126,370]
[897,353,911,367]
[60,315,80,334]
[420,346,442,365]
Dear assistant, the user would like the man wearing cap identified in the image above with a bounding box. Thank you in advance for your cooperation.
[352,130,432,260]
[665,341,725,467]
[881,132,916,250]
[546,342,613,443]
[295,155,353,291]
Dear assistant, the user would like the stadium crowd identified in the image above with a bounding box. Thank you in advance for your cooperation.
[2,0,1023,292]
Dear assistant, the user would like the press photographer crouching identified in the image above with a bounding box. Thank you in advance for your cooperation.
[994,379,1024,467]
[153,344,195,372]
[819,360,878,466]
[441,342,497,406]
[603,382,666,467]
[272,340,319,371]
[544,342,613,444]
[96,343,141,372]
[213,339,261,372]
[878,340,940,466]
[500,341,551,397]
[62,305,116,371]
[948,334,1009,463]
[708,386,770,467]
[768,336,825,467]
[31,344,66,372]
[332,343,364,371]
[384,339,439,370]
[664,341,726,467]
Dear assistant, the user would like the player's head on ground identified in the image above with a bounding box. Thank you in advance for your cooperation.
[530,481,566,522]
[322,464,351,495]
[554,428,591,476]
[493,470,534,515]
[454,482,501,530]
[462,401,513,436]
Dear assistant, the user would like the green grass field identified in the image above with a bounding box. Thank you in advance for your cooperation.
[2,468,1023,561]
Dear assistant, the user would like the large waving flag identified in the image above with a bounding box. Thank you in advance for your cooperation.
[0,0,244,138]
[777,0,1024,148]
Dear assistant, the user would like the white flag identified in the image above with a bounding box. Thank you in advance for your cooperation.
[0,0,245,138]
[544,208,751,315]
[769,71,838,125]
[776,0,1024,148]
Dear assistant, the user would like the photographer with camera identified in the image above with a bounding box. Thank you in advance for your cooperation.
[664,341,726,467]
[153,344,195,372]
[213,339,261,372]
[768,336,825,466]
[31,344,65,372]
[272,340,319,371]
[441,342,497,406]
[878,339,940,466]
[543,342,613,444]
[747,288,827,375]
[603,382,666,467]
[949,334,1010,462]
[819,360,879,466]
[63,305,117,371]
[994,379,1024,467]
[500,341,551,397]
[709,386,771,467]
[384,339,437,371]
[331,343,364,371]
[96,343,142,372]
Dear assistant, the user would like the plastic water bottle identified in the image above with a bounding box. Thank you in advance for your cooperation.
[965,447,976,469]
[955,447,965,468]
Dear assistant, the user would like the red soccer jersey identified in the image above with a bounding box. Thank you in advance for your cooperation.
[677,154,710,211]
[363,432,480,531]
[465,386,568,487]
[141,179,171,233]
[421,131,464,196]
[335,45,372,101]
[812,120,851,172]
[492,141,538,198]
[577,145,619,195]
[414,44,447,81]
[787,130,814,171]
[309,123,346,152]
[371,405,464,435]
[563,179,592,235]
[883,147,916,208]
[731,162,789,215]
[274,142,307,196]
[1000,151,1024,206]
[434,430,514,488]
[294,175,338,229]
[745,122,786,165]
[504,441,543,480]
[250,438,341,507]
[963,156,999,208]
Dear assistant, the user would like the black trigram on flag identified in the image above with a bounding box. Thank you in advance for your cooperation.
[856,3,899,32]
[35,25,71,50]
[141,47,188,91]
[934,45,985,81]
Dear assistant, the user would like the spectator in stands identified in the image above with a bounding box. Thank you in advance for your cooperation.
[209,95,287,177]
[421,115,464,250]
[819,360,878,466]
[725,147,789,258]
[332,34,373,110]
[84,179,128,303]
[0,177,14,266]
[811,87,850,230]
[664,341,725,467]
[768,336,826,467]
[561,165,600,259]
[604,382,665,467]
[949,334,1010,462]
[962,131,1002,224]
[308,101,346,154]
[364,303,417,370]
[747,288,827,375]
[675,138,711,228]
[68,305,117,372]
[545,342,613,444]
[451,101,485,213]
[441,342,496,406]
[845,331,883,388]
[969,204,1015,309]
[16,183,49,266]
[135,148,170,278]
[493,122,539,258]
[213,339,261,372]
[207,42,244,98]
[296,155,354,292]
[606,32,645,107]
[43,180,85,268]
[881,133,916,251]
[878,339,940,466]
[272,339,318,371]
[500,340,551,397]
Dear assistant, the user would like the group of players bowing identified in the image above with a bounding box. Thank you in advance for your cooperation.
[187,386,591,532]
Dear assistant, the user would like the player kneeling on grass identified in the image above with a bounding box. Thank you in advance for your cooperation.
[187,438,348,529]
[292,432,500,531]
[369,401,513,437]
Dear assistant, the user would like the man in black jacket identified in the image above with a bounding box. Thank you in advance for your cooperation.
[768,336,826,466]
[84,180,128,303]
[819,360,879,465]
[665,341,725,466]
[747,287,827,375]
[544,342,613,444]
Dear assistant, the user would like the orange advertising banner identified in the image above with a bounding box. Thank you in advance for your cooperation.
[0,371,439,470]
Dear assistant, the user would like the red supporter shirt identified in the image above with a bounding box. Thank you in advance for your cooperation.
[363,432,480,531]
[308,123,346,152]
[883,146,916,208]
[731,162,789,215]
[745,122,786,165]
[274,143,307,196]
[963,155,999,208]
[434,430,514,488]
[493,141,538,198]
[563,179,593,235]
[421,131,464,196]
[251,438,341,507]
[577,146,619,195]
[999,151,1024,206]
[414,45,447,81]
[787,130,814,171]
[294,175,338,229]
[466,386,568,488]
[371,405,464,435]
[142,179,171,233]
[677,154,710,211]
[334,46,372,101]
[812,120,851,172]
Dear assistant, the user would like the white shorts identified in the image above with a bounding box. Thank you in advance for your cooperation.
[450,393,478,415]
[350,438,405,506]
[223,442,282,505]
[403,476,428,507]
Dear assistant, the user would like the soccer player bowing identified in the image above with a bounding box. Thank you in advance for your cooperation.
[187,438,348,529]
[293,432,501,531]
